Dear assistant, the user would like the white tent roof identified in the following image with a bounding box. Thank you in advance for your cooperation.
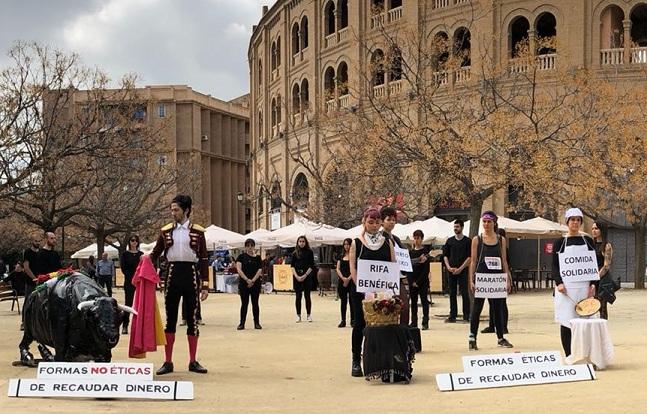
[71,243,120,260]
[464,217,548,237]
[205,225,246,250]
[244,228,277,248]
[522,217,569,235]
[401,217,454,245]
[265,216,348,247]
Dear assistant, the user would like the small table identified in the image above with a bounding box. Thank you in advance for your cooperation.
[363,325,415,382]
[566,318,615,369]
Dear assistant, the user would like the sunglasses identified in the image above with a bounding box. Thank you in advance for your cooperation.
[130,238,138,242]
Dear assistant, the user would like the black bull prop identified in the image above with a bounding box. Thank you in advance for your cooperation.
[18,272,137,365]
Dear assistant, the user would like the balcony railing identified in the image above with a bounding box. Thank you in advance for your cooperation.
[325,98,337,112]
[536,53,556,70]
[433,71,449,86]
[600,48,624,65]
[454,66,471,83]
[324,33,337,49]
[388,79,403,95]
[455,0,471,4]
[508,54,557,73]
[631,47,647,64]
[338,27,349,42]
[388,6,403,23]
[339,94,350,108]
[371,13,385,29]
[434,0,450,8]
[373,84,387,98]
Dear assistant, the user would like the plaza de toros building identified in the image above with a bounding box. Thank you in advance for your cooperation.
[248,1,647,232]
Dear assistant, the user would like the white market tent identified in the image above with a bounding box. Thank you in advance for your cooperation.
[264,216,348,247]
[71,243,121,260]
[244,228,278,249]
[400,217,455,245]
[205,225,246,250]
[522,217,569,235]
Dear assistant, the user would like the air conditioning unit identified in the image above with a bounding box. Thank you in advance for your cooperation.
[201,134,209,141]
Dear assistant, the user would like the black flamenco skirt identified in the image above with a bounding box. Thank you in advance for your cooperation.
[362,325,415,383]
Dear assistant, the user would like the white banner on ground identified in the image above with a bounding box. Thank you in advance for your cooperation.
[356,259,400,295]
[37,362,154,380]
[558,249,599,283]
[462,351,562,372]
[474,272,508,298]
[436,364,595,391]
[394,246,413,272]
[8,378,193,400]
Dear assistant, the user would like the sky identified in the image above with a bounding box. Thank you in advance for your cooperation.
[0,0,278,101]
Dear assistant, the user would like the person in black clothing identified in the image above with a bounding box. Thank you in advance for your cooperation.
[553,208,597,357]
[120,235,143,334]
[380,206,410,325]
[236,238,263,330]
[21,232,41,329]
[336,238,355,328]
[482,227,510,334]
[468,211,513,350]
[591,222,613,320]
[409,230,431,330]
[84,255,97,281]
[5,263,28,295]
[38,232,62,274]
[442,219,471,323]
[291,236,315,322]
[349,207,395,377]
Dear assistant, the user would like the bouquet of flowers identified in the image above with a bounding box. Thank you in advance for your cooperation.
[363,292,402,326]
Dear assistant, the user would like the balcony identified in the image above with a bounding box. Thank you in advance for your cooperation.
[373,84,387,98]
[371,13,385,29]
[292,52,300,66]
[338,27,349,43]
[434,0,450,8]
[325,98,337,112]
[433,71,450,86]
[388,7,403,23]
[600,48,624,65]
[339,94,350,108]
[631,47,647,64]
[508,54,556,73]
[455,0,471,4]
[271,68,279,81]
[388,79,403,95]
[454,66,471,83]
[536,53,556,70]
[324,33,337,49]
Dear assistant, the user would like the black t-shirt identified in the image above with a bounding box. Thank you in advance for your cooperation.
[121,250,143,278]
[552,236,596,286]
[410,246,431,286]
[443,236,471,268]
[236,253,263,286]
[291,249,315,276]
[23,248,40,277]
[38,249,62,274]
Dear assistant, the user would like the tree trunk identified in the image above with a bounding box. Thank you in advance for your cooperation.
[96,228,105,259]
[468,196,483,238]
[633,222,646,289]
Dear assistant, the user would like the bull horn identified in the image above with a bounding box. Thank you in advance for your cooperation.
[118,304,138,316]
[77,300,95,311]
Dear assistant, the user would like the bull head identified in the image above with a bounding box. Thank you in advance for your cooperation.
[78,300,138,315]
[77,297,136,349]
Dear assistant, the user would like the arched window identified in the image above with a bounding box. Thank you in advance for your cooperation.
[324,66,336,99]
[258,110,263,137]
[535,12,557,54]
[371,49,386,86]
[258,59,263,85]
[292,173,310,209]
[324,1,336,35]
[509,16,530,58]
[337,62,349,95]
[276,95,282,125]
[432,32,449,70]
[453,27,471,67]
[292,83,301,113]
[292,23,300,55]
[271,98,277,127]
[270,181,281,211]
[301,79,310,110]
[271,41,277,70]
[600,5,625,49]
[340,0,349,29]
[276,36,282,66]
[630,4,647,47]
[389,47,403,81]
[301,16,309,49]
[372,0,385,13]
[390,0,402,9]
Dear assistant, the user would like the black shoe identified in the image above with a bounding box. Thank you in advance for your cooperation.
[20,349,36,366]
[444,317,456,323]
[422,323,429,330]
[338,321,346,328]
[351,361,363,377]
[188,361,208,374]
[196,319,205,326]
[237,324,245,330]
[20,323,24,331]
[38,344,54,362]
[498,338,514,348]
[156,362,174,375]
[481,326,495,334]
[350,321,356,328]
[254,322,262,330]
[409,322,418,328]
[122,325,128,335]
[469,338,478,351]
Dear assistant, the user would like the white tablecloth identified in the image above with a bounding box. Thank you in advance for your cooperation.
[566,318,614,369]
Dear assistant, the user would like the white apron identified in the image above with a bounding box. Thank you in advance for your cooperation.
[554,238,595,328]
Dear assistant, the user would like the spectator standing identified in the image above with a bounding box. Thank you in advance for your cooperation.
[409,230,431,330]
[96,251,115,296]
[120,235,143,334]
[38,232,62,274]
[442,220,471,323]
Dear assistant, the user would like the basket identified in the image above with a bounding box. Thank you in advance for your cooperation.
[363,300,401,327]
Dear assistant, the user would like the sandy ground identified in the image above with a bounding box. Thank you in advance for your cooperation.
[1,287,646,414]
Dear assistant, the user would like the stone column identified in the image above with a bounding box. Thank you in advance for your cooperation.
[623,19,632,64]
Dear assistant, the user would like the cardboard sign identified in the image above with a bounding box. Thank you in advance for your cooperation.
[356,259,400,294]
[394,246,413,272]
[273,264,293,291]
[462,351,562,372]
[37,362,153,380]
[436,364,595,391]
[8,378,193,400]
[474,273,507,298]
[558,249,599,283]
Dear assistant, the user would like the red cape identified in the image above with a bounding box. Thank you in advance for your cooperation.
[128,255,165,358]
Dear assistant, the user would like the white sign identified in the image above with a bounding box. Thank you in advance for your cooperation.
[462,351,562,372]
[270,211,281,231]
[474,272,508,298]
[558,249,599,283]
[436,364,595,391]
[356,259,400,295]
[37,362,153,380]
[8,378,193,400]
[394,246,413,272]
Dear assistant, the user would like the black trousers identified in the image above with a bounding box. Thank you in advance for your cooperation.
[351,291,366,362]
[122,275,135,327]
[182,297,201,321]
[98,275,113,297]
[338,280,356,323]
[410,283,430,325]
[470,297,506,340]
[294,279,312,315]
[239,282,261,324]
[488,298,509,330]
[165,262,200,336]
[560,326,572,356]
[22,283,35,322]
[449,270,470,320]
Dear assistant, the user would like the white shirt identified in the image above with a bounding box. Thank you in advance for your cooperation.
[166,221,198,263]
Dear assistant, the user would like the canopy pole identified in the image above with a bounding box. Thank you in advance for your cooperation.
[537,236,541,288]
